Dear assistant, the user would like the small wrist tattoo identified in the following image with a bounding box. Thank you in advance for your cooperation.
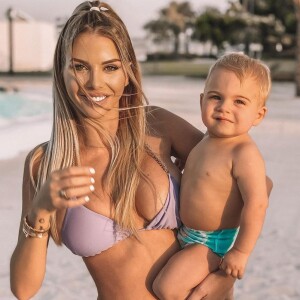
[39,218,48,230]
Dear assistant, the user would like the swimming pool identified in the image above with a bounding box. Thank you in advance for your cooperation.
[0,91,52,159]
[0,91,52,127]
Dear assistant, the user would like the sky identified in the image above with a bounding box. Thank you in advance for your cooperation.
[0,0,229,38]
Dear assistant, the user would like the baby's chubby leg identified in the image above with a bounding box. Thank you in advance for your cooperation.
[152,244,221,300]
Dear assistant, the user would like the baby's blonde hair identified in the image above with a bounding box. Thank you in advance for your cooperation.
[206,52,271,105]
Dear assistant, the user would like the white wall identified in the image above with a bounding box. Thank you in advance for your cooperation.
[0,22,9,71]
[0,20,56,72]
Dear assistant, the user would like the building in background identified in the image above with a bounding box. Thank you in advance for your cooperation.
[0,9,56,73]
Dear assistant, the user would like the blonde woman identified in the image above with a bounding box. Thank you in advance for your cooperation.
[10,1,235,299]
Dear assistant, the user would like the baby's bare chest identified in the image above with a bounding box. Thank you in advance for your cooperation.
[187,145,233,181]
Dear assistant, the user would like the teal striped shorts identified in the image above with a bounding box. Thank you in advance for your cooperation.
[177,225,239,257]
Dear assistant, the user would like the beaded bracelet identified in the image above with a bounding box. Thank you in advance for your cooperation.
[22,215,50,238]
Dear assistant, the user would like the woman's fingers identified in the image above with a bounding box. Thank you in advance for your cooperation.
[57,175,95,195]
[52,166,95,180]
[60,195,91,208]
[47,166,97,210]
[58,184,95,200]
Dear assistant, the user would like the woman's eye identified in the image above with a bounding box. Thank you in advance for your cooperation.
[73,63,88,72]
[104,65,119,72]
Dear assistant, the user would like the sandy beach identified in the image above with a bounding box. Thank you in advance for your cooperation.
[1,75,300,299]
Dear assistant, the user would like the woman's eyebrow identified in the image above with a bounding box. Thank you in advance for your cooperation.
[102,59,121,64]
[71,58,121,65]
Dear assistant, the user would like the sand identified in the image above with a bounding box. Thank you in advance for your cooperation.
[1,76,300,299]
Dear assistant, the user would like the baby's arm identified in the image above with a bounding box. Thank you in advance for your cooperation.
[220,143,269,279]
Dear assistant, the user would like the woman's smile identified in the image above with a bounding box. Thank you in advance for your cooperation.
[79,93,109,104]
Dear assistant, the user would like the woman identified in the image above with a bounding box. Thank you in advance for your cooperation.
[10,1,235,299]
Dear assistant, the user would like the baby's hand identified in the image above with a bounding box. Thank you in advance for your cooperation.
[219,248,249,279]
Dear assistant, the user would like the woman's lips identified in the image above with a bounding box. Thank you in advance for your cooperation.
[80,94,108,103]
[90,95,107,102]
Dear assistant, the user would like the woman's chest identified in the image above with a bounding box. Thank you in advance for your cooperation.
[135,158,171,224]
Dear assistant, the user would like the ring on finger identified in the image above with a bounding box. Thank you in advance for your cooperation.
[59,189,68,200]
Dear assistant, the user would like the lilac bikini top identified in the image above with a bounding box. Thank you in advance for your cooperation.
[61,147,181,257]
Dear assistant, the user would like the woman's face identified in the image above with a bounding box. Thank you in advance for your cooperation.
[63,32,129,120]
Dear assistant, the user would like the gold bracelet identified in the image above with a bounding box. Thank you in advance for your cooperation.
[22,215,50,238]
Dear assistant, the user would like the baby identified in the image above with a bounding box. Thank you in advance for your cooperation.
[153,53,271,299]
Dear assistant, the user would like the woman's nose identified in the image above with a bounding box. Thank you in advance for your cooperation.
[87,68,104,89]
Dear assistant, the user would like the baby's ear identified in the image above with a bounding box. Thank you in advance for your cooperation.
[253,106,267,126]
[200,93,204,109]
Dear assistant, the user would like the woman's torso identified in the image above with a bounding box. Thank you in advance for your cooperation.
[57,118,182,299]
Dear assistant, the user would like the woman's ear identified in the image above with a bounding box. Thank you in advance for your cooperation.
[253,106,267,126]
[124,62,132,87]
[125,75,129,87]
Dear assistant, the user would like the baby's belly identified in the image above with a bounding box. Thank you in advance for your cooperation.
[83,229,180,299]
[180,196,242,231]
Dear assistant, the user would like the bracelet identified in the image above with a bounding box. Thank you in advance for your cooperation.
[22,215,50,238]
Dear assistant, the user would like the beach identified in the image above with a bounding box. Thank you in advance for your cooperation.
[1,75,300,299]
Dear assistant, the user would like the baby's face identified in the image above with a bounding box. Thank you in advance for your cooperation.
[200,68,267,138]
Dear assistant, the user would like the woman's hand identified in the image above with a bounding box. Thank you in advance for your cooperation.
[31,166,96,213]
[187,269,235,300]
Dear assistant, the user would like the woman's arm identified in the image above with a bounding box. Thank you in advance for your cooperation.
[187,270,235,300]
[10,150,95,299]
[10,152,51,299]
[148,106,204,163]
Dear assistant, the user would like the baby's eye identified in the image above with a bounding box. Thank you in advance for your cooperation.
[73,63,88,72]
[235,99,246,105]
[210,95,221,100]
[104,65,120,72]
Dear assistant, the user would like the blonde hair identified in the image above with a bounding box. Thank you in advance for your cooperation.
[30,1,148,243]
[206,52,271,105]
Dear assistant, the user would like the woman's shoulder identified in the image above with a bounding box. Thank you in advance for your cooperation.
[146,105,177,120]
[25,141,48,163]
[145,106,204,162]
[146,105,202,138]
[146,105,186,132]
[24,141,49,177]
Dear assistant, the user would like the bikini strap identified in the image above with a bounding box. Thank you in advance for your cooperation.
[145,144,169,174]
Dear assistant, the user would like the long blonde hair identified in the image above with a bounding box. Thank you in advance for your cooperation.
[30,1,148,243]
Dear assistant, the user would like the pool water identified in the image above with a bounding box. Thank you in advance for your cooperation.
[0,92,52,119]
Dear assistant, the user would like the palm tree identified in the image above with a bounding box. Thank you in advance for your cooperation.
[294,0,300,96]
[193,7,231,55]
[144,1,195,56]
